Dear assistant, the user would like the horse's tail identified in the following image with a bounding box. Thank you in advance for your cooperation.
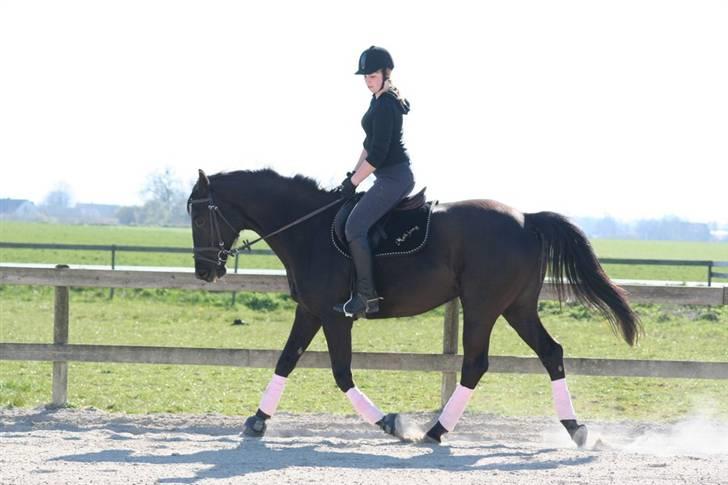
[524,211,641,346]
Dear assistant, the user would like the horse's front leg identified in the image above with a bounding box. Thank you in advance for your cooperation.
[321,317,402,438]
[243,304,321,437]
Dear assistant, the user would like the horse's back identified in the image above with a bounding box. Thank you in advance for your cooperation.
[432,198,531,247]
[429,199,541,289]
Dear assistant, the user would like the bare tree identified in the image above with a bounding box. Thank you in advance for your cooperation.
[142,167,182,205]
[139,168,188,226]
[42,183,74,208]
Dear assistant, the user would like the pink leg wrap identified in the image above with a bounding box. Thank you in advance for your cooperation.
[259,374,287,416]
[551,378,577,420]
[346,387,385,425]
[438,384,474,432]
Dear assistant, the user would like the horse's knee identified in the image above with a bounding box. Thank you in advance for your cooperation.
[539,341,565,380]
[461,353,489,388]
[332,366,354,392]
[274,354,297,377]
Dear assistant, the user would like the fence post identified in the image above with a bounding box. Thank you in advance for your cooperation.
[109,245,116,299]
[50,264,70,408]
[441,298,460,407]
[231,253,240,306]
[708,261,713,287]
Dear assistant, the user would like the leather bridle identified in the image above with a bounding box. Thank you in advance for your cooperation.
[188,192,241,267]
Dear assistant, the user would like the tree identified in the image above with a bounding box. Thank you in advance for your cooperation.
[142,168,182,205]
[139,168,189,226]
[42,183,73,208]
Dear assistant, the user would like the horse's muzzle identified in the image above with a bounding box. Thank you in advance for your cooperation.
[196,265,226,283]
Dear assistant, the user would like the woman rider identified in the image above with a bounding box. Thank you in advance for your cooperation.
[334,46,415,318]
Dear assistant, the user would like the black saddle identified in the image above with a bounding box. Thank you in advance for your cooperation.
[332,188,435,258]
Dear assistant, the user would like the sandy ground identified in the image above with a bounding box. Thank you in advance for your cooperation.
[1,408,727,485]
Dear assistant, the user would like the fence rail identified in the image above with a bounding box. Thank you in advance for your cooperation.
[0,265,727,410]
[1,266,726,305]
[3,344,726,379]
[2,241,727,285]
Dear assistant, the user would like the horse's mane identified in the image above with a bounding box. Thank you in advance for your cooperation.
[211,168,332,198]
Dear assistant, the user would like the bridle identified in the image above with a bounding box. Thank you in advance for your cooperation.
[188,192,242,267]
[188,191,345,267]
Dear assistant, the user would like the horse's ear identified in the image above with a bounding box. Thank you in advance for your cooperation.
[197,169,210,193]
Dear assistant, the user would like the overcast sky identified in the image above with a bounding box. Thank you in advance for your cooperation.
[1,1,726,223]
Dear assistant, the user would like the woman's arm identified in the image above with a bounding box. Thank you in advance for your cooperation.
[352,148,368,172]
[351,160,376,186]
[351,99,395,186]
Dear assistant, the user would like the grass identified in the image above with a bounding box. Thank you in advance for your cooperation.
[1,285,727,420]
[0,221,280,269]
[592,239,728,283]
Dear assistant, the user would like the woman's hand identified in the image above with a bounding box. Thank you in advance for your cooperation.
[338,175,356,199]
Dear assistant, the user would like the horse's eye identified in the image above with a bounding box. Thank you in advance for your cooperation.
[193,217,205,228]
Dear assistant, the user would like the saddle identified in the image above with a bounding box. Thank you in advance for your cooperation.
[332,188,435,258]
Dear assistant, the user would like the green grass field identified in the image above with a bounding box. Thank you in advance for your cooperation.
[1,222,727,421]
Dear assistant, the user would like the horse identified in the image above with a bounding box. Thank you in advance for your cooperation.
[187,168,640,446]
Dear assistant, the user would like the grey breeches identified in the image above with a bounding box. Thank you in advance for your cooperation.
[344,163,415,242]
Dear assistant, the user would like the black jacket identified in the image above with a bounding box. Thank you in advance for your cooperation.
[361,89,410,169]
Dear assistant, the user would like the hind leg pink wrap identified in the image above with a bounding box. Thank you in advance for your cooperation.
[551,378,577,420]
[438,384,474,432]
[259,374,287,416]
[346,387,385,425]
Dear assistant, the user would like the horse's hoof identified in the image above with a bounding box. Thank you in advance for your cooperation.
[242,415,267,437]
[376,413,398,437]
[423,433,441,445]
[571,424,588,448]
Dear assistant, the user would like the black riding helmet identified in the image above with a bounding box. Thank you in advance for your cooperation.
[355,46,394,75]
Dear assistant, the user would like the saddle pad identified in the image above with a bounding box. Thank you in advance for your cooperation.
[331,201,435,258]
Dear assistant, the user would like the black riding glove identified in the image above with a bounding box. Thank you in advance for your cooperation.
[338,174,356,199]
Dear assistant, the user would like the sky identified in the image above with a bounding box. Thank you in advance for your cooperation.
[1,0,726,224]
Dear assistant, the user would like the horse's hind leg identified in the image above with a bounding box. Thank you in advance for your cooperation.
[425,298,499,443]
[503,300,588,447]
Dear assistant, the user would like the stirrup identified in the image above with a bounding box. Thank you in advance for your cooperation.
[334,293,381,318]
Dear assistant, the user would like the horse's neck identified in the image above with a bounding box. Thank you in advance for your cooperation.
[256,196,334,272]
[221,174,334,268]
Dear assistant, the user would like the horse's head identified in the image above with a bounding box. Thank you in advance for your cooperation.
[187,169,240,283]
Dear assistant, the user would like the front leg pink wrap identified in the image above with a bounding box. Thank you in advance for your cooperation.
[346,387,385,425]
[258,374,287,416]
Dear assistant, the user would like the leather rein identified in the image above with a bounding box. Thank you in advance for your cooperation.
[188,192,345,266]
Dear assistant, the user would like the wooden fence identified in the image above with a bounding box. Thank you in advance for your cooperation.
[1,265,727,410]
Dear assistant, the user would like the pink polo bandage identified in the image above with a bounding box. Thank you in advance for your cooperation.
[439,384,474,432]
[551,378,577,420]
[346,387,385,425]
[259,374,287,416]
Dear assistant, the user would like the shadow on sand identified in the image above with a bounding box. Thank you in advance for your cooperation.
[51,435,595,483]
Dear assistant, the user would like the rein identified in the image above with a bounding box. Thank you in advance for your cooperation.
[189,192,345,266]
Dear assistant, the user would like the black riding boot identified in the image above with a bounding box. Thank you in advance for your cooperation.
[333,237,381,318]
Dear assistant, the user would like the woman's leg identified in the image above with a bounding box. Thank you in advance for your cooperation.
[334,164,415,317]
[344,163,415,243]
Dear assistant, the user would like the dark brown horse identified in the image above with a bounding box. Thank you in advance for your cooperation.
[188,168,640,446]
